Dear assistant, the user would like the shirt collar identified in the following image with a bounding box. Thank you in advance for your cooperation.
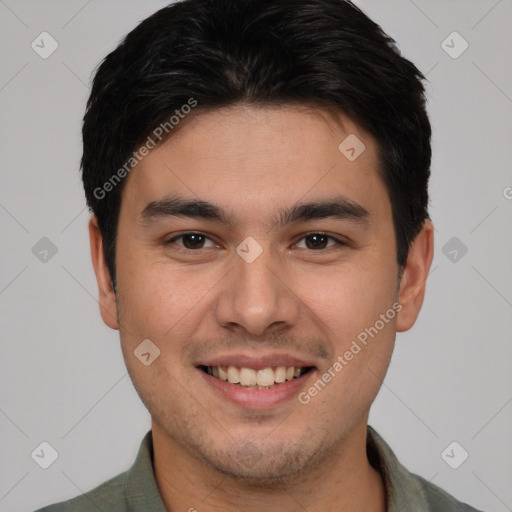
[125,430,168,512]
[367,425,430,512]
[125,427,430,512]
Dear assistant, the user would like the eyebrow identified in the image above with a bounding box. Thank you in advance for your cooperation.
[140,194,370,229]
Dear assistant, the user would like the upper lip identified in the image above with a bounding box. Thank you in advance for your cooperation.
[195,352,316,370]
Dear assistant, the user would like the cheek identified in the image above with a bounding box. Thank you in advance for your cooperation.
[300,255,398,340]
[298,258,399,413]
[116,247,218,343]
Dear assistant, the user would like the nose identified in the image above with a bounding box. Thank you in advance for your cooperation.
[214,246,300,337]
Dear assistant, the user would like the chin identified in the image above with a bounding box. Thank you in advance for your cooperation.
[197,439,325,485]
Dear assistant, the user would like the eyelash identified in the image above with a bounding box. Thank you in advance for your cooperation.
[163,231,347,252]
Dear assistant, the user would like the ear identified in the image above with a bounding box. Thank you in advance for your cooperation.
[396,220,434,332]
[88,215,119,330]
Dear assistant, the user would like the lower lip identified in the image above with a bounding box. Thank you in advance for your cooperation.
[197,368,315,409]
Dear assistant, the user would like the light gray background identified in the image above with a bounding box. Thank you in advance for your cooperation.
[1,1,511,511]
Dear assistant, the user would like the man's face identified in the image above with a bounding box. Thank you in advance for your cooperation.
[104,105,404,479]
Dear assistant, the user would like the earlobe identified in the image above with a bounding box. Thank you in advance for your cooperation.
[396,220,434,332]
[88,215,120,330]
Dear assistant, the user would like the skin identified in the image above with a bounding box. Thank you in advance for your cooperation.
[89,104,434,512]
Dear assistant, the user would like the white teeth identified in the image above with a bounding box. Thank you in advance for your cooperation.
[256,367,275,386]
[275,366,287,383]
[239,367,257,386]
[227,365,240,384]
[207,365,307,387]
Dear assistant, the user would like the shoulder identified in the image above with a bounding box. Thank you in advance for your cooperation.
[367,426,486,512]
[32,430,162,512]
[32,470,128,512]
[413,472,485,512]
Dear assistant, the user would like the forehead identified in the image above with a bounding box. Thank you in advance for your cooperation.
[121,104,389,225]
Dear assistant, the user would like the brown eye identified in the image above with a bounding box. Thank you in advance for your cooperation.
[165,232,216,250]
[295,233,342,250]
[181,233,206,249]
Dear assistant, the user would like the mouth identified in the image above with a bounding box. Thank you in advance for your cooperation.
[198,365,314,389]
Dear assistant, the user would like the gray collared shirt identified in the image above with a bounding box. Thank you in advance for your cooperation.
[34,426,484,512]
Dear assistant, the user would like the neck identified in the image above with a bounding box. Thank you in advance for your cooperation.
[152,419,387,512]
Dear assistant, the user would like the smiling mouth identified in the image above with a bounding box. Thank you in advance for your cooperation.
[199,365,314,389]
